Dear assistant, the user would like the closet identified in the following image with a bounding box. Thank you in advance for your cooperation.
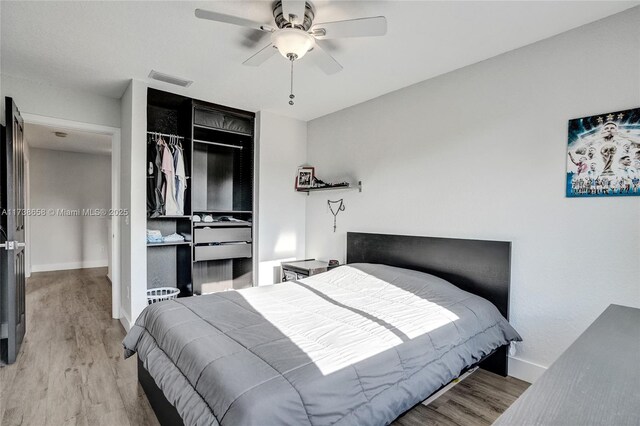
[146,88,255,297]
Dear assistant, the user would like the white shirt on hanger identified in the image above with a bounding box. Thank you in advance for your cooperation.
[174,147,187,215]
[161,141,180,215]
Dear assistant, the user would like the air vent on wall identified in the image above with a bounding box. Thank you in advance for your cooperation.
[148,70,193,88]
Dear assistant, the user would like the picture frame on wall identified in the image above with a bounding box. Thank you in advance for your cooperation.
[296,167,315,189]
[566,107,640,197]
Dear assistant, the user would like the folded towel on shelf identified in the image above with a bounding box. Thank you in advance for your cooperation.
[147,229,163,243]
[193,215,201,223]
[202,215,214,223]
[163,233,185,243]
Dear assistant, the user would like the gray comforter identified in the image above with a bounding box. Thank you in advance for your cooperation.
[124,263,521,426]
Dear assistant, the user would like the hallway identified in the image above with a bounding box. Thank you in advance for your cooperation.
[0,268,158,425]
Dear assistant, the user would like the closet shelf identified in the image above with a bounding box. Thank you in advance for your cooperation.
[297,181,362,196]
[148,215,192,220]
[193,123,252,137]
[147,241,192,247]
[193,222,251,228]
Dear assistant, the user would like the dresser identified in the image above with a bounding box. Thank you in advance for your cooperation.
[494,304,640,426]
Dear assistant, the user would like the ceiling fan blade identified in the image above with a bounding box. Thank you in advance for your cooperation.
[243,43,277,67]
[281,0,306,26]
[241,29,271,49]
[309,41,343,75]
[195,9,273,32]
[312,16,387,39]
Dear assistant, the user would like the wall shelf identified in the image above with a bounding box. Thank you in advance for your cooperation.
[194,210,252,214]
[297,181,362,196]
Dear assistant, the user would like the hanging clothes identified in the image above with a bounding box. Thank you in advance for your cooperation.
[161,138,180,216]
[173,145,187,215]
[147,135,165,217]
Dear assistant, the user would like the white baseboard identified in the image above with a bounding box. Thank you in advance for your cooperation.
[31,260,108,272]
[508,356,547,383]
[119,311,131,332]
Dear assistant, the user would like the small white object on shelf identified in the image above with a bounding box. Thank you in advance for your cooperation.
[146,287,180,305]
[163,233,185,243]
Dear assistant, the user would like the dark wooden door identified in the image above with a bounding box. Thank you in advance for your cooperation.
[1,97,26,364]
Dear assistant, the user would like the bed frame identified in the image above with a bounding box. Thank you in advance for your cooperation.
[139,232,512,425]
[346,232,512,377]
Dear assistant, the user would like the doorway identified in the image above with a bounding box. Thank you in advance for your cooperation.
[21,114,121,319]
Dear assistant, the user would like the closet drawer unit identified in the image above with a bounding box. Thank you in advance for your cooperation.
[194,243,252,262]
[194,227,252,244]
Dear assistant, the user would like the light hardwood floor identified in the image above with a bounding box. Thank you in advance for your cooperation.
[393,369,529,426]
[0,268,158,426]
[1,268,528,426]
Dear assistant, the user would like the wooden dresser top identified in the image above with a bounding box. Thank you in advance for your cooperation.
[494,304,640,426]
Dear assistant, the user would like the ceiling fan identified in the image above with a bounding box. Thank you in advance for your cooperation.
[195,1,387,105]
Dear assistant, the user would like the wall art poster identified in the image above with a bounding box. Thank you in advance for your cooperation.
[566,107,640,197]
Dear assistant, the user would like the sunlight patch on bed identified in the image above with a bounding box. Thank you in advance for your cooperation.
[238,265,460,376]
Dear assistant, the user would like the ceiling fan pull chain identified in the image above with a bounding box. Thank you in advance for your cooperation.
[289,56,295,105]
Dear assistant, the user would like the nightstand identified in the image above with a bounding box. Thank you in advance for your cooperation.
[281,259,338,282]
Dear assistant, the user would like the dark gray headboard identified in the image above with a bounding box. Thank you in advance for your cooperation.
[346,232,512,319]
[346,232,513,376]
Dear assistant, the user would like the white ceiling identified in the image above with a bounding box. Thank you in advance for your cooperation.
[2,1,638,121]
[25,123,111,156]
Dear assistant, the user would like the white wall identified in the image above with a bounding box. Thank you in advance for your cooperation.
[0,74,120,128]
[306,8,640,383]
[29,148,110,271]
[107,218,112,281]
[257,111,308,285]
[119,82,133,329]
[23,141,31,277]
[119,79,147,331]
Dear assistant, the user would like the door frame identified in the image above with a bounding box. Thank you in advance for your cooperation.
[21,113,122,319]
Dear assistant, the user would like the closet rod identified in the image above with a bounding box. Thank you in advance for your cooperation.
[193,139,243,150]
[147,131,185,140]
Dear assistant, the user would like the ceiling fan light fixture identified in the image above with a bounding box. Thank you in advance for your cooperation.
[271,28,314,60]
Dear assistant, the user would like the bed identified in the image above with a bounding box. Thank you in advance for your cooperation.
[124,232,520,426]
